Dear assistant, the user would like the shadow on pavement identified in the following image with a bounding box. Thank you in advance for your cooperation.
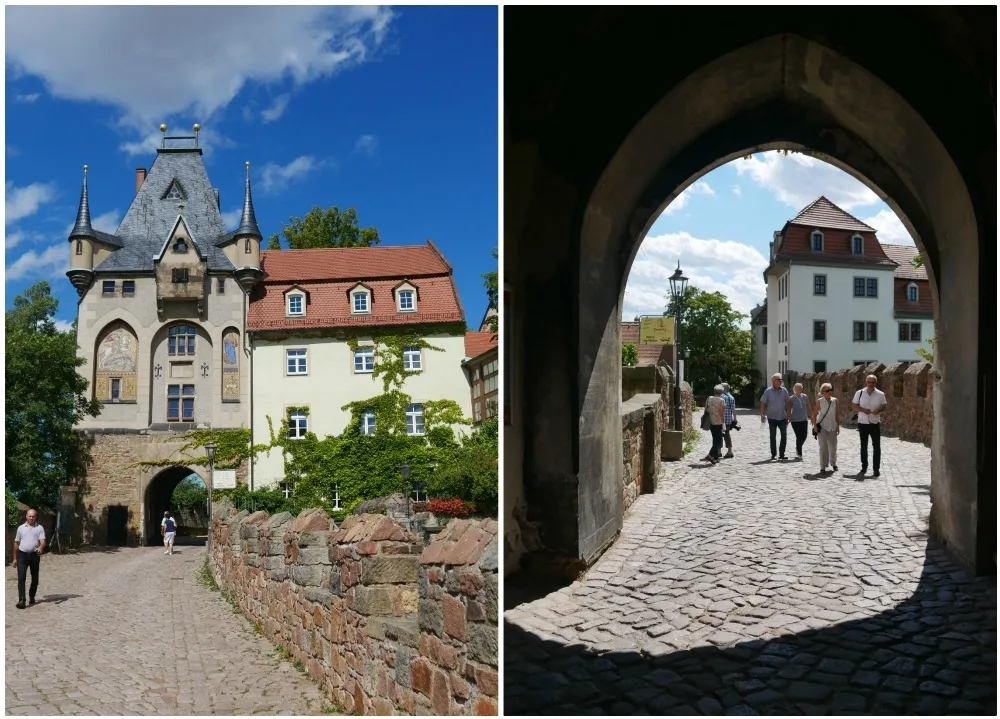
[504,542,997,715]
[37,593,83,605]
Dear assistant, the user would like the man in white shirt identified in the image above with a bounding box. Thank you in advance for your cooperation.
[160,511,177,555]
[12,509,46,609]
[852,374,887,479]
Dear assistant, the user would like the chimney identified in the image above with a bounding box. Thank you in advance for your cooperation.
[135,168,147,194]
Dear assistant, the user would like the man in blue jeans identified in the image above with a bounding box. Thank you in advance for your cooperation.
[759,373,792,460]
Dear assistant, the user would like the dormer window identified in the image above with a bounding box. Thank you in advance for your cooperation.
[398,290,415,312]
[352,290,370,313]
[811,230,824,252]
[173,238,188,254]
[287,292,305,316]
[851,234,863,255]
[907,283,918,302]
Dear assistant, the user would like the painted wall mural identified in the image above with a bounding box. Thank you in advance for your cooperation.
[95,324,139,401]
[222,328,240,401]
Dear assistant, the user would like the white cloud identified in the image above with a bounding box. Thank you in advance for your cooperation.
[261,94,291,124]
[354,134,378,156]
[859,208,915,246]
[5,181,57,225]
[662,181,715,216]
[221,208,243,229]
[54,319,75,333]
[260,156,333,194]
[624,231,768,327]
[5,6,393,135]
[6,244,66,281]
[732,185,742,196]
[16,93,41,103]
[7,230,27,248]
[735,151,880,211]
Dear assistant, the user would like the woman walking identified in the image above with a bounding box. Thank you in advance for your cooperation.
[789,383,813,460]
[813,382,840,473]
[703,385,727,464]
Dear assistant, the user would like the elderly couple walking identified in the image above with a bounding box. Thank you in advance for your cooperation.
[702,383,739,464]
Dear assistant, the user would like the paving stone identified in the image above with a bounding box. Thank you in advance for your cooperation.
[787,682,833,702]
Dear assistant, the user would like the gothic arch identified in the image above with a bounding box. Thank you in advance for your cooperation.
[147,321,215,426]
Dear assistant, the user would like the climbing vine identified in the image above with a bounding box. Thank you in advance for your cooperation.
[132,428,262,471]
[345,332,444,393]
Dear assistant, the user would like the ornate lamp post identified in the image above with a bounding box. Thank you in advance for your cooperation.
[668,261,689,434]
[205,441,217,554]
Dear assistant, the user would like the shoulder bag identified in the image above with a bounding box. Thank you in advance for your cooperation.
[813,398,834,439]
[700,402,711,431]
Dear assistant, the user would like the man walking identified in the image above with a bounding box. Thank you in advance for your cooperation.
[853,374,887,478]
[760,373,791,460]
[12,508,46,609]
[161,511,177,555]
[721,382,738,459]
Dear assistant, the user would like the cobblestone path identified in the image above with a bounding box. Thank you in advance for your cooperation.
[505,411,997,715]
[5,544,328,715]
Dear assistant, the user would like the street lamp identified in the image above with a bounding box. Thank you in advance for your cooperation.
[668,261,689,434]
[205,441,217,554]
[401,463,411,518]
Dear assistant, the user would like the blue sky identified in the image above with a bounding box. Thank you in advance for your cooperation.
[4,6,498,330]
[624,151,915,324]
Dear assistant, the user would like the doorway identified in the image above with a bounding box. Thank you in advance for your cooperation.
[106,505,128,546]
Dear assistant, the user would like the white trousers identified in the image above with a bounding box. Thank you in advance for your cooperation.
[163,532,176,547]
[818,428,838,468]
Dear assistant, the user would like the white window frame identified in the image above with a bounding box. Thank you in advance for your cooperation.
[286,348,308,375]
[360,410,376,436]
[286,292,305,317]
[810,230,824,252]
[907,282,918,302]
[402,346,422,371]
[851,234,864,255]
[287,411,308,439]
[354,347,375,373]
[352,291,371,314]
[397,289,416,312]
[405,404,425,436]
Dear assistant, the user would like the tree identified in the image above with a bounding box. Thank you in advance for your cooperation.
[665,286,756,395]
[912,252,924,267]
[5,282,101,511]
[915,338,935,363]
[267,206,380,250]
[622,342,638,367]
[482,247,498,332]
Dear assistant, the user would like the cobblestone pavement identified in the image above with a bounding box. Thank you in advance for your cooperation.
[505,411,997,715]
[5,544,329,715]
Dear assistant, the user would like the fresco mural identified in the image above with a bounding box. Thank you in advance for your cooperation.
[222,328,240,401]
[95,324,139,401]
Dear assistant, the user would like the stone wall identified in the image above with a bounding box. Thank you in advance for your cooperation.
[209,501,498,716]
[620,394,663,512]
[786,361,934,445]
[622,365,694,439]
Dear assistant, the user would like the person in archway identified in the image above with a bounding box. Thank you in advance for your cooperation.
[12,508,46,609]
[721,382,739,459]
[852,374,887,479]
[789,383,813,461]
[160,511,177,555]
[703,385,727,464]
[759,373,791,460]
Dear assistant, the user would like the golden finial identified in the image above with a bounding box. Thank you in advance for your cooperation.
[193,123,201,132]
[159,123,167,132]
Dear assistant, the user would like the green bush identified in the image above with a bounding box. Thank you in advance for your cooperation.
[6,486,19,527]
[426,418,498,514]
[622,342,638,367]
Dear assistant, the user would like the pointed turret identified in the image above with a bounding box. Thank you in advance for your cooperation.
[233,161,264,293]
[67,165,96,297]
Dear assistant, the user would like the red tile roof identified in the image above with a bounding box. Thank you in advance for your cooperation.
[464,331,498,360]
[248,242,465,331]
[788,196,876,233]
[893,278,933,316]
[880,244,928,280]
[621,321,640,344]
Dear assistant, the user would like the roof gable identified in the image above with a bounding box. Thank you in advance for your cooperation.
[880,243,929,280]
[788,196,877,233]
[154,215,204,262]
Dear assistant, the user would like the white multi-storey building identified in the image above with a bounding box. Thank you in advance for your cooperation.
[761,197,933,377]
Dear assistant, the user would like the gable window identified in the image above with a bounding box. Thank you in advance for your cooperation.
[172,268,189,284]
[398,290,415,312]
[853,321,878,342]
[402,347,422,371]
[287,293,304,316]
[813,274,826,295]
[907,283,918,302]
[102,280,116,296]
[852,235,864,255]
[286,349,307,375]
[899,322,922,342]
[354,347,375,373]
[813,361,827,373]
[164,182,184,202]
[167,384,195,422]
[360,410,376,436]
[75,240,83,255]
[217,278,225,295]
[352,291,370,313]
[110,379,121,401]
[811,231,824,252]
[813,320,826,341]
[405,404,425,436]
[122,280,135,297]
[168,324,197,356]
[173,238,188,254]
[287,411,308,439]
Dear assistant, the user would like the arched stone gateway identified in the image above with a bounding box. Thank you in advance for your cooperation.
[504,8,994,575]
[142,465,207,546]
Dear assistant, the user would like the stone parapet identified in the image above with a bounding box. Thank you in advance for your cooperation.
[209,499,498,715]
[621,393,663,512]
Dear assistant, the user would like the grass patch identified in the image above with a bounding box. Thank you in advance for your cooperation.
[198,556,220,591]
[682,434,699,456]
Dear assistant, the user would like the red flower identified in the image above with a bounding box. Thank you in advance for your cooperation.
[427,498,477,517]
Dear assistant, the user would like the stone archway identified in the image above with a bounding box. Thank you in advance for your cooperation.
[504,8,994,575]
[143,465,207,546]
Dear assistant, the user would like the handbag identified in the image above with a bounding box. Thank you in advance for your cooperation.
[813,398,834,439]
[700,406,711,431]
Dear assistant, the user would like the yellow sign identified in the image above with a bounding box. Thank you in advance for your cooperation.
[639,316,675,344]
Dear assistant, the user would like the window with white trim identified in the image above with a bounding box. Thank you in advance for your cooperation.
[354,347,375,373]
[287,411,308,439]
[398,289,415,312]
[852,235,864,255]
[167,384,195,422]
[352,291,370,313]
[405,404,425,436]
[286,349,307,375]
[402,346,422,371]
[907,283,918,302]
[811,231,824,252]
[360,410,376,436]
[287,293,304,316]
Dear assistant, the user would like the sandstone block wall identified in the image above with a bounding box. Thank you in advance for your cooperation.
[621,365,694,440]
[786,361,934,445]
[621,394,663,512]
[209,501,498,716]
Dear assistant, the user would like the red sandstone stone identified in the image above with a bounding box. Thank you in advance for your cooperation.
[373,698,393,715]
[458,569,484,596]
[474,697,498,715]
[442,594,466,641]
[474,666,498,697]
[466,600,486,622]
[357,540,378,555]
[450,672,471,699]
[431,669,450,716]
[411,658,432,696]
[290,508,332,533]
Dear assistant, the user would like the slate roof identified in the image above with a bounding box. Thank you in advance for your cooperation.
[880,243,928,280]
[787,196,877,233]
[464,330,498,361]
[90,149,236,273]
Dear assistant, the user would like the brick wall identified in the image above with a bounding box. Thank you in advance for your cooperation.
[786,360,934,444]
[209,501,498,715]
[620,394,663,511]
